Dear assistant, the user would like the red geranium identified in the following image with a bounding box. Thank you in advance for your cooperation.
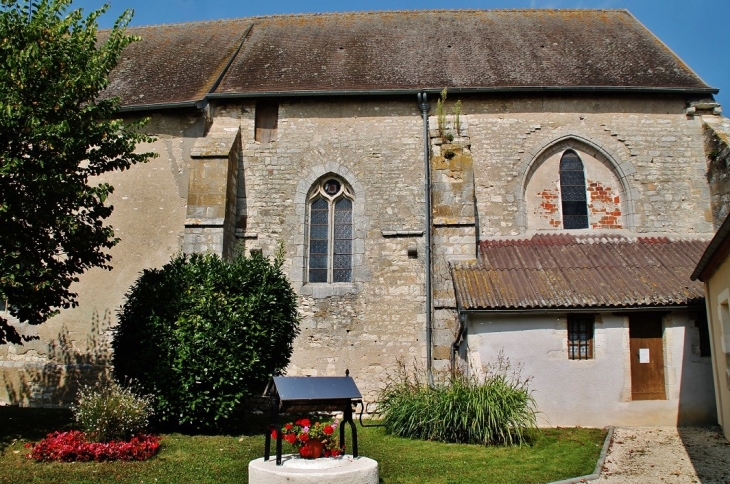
[276,418,341,456]
[26,431,160,462]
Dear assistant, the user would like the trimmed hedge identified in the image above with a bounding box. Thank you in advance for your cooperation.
[112,250,300,431]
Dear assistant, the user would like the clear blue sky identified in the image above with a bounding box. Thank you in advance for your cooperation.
[72,0,729,110]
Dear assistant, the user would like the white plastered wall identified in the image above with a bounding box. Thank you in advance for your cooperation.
[465,311,716,427]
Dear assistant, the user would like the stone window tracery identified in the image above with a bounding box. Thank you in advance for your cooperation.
[559,150,589,229]
[307,177,353,283]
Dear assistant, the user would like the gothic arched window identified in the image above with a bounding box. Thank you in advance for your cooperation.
[307,178,353,283]
[560,150,589,229]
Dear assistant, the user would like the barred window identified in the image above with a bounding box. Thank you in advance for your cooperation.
[560,150,588,229]
[307,178,353,283]
[568,315,594,360]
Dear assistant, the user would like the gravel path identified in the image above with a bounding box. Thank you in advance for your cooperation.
[598,427,730,483]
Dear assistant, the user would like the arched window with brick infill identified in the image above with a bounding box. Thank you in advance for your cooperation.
[307,178,353,283]
[559,150,588,229]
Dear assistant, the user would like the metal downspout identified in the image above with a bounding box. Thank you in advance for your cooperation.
[417,92,433,386]
[451,309,467,379]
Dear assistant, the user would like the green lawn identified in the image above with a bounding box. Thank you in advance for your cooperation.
[0,407,606,484]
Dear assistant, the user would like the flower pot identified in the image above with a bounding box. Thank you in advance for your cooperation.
[299,439,325,459]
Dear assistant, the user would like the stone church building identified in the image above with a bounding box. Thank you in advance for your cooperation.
[2,9,729,427]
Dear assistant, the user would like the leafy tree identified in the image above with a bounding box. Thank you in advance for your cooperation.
[112,250,301,432]
[0,0,155,344]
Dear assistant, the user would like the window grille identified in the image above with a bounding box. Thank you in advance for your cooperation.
[568,315,594,360]
[307,178,353,283]
[560,150,588,229]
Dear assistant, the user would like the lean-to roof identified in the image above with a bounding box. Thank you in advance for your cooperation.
[102,10,715,109]
[452,234,708,311]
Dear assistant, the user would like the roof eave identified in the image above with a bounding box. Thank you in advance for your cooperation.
[205,85,718,100]
[118,100,202,113]
[115,85,719,111]
[459,304,704,315]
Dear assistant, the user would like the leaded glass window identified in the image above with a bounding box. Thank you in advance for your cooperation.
[307,178,353,283]
[559,151,589,229]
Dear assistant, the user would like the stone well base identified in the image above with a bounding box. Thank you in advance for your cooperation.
[248,454,379,484]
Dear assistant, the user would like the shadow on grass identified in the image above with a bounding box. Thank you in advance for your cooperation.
[0,406,74,452]
[152,412,271,437]
[154,409,340,438]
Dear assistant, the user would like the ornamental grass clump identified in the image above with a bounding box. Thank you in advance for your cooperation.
[378,355,537,446]
[73,380,154,443]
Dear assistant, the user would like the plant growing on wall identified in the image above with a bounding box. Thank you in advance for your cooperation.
[112,249,300,432]
[0,0,156,345]
[436,88,448,138]
[436,88,463,140]
[452,99,462,135]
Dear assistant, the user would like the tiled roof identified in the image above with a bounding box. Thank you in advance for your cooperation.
[103,10,714,108]
[452,234,709,310]
[101,19,252,107]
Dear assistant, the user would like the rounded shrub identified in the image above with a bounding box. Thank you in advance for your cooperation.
[378,356,537,446]
[112,250,300,431]
[73,380,153,442]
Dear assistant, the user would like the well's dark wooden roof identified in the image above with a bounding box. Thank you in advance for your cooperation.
[103,10,714,108]
[452,234,709,310]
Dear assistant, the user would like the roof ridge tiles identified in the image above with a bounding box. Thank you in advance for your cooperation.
[117,8,631,29]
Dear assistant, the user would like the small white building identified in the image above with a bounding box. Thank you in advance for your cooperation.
[452,234,716,427]
[692,207,730,440]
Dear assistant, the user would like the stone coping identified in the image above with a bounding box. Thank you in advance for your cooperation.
[249,454,379,484]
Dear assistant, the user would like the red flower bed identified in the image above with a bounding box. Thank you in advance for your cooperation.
[26,430,160,462]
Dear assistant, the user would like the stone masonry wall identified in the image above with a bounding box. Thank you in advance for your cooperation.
[1,112,203,406]
[703,117,730,227]
[429,116,477,371]
[184,118,241,258]
[214,99,428,402]
[2,93,721,407]
[465,95,714,238]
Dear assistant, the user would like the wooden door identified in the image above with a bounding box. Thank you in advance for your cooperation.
[629,314,666,400]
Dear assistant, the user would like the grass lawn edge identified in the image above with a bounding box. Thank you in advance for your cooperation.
[546,426,614,484]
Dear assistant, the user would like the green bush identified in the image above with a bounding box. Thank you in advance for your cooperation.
[73,380,153,442]
[378,356,537,446]
[112,249,300,432]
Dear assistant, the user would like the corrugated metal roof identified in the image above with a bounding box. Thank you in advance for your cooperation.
[452,234,709,310]
[102,9,713,108]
